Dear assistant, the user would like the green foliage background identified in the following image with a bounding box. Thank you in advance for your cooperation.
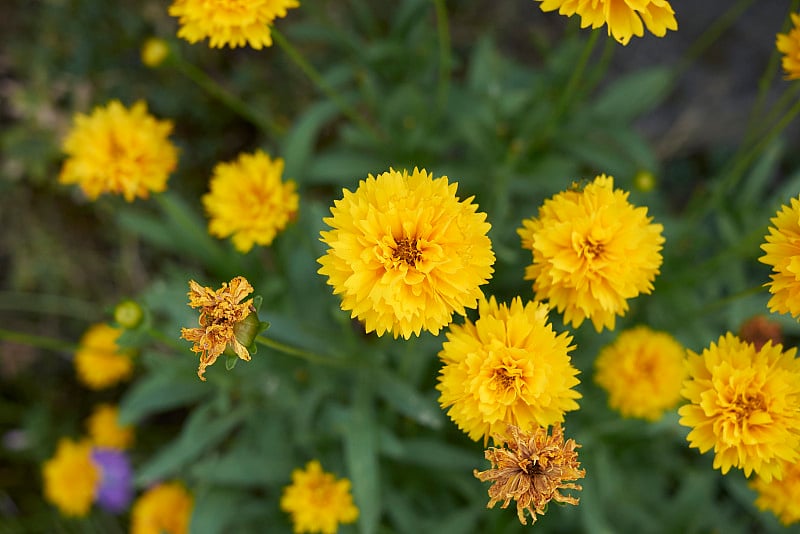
[2,0,800,532]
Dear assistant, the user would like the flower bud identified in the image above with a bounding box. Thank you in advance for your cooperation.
[141,38,170,68]
[113,300,144,330]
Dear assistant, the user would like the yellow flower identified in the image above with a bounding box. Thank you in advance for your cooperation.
[180,276,256,381]
[280,460,359,534]
[777,13,800,80]
[437,296,580,443]
[759,195,800,317]
[594,326,686,421]
[42,438,100,517]
[318,168,495,339]
[141,38,170,67]
[86,404,135,450]
[474,424,585,525]
[678,333,800,481]
[517,175,664,332]
[74,323,134,390]
[169,0,299,49]
[130,482,193,534]
[535,0,677,45]
[203,150,298,253]
[59,100,178,202]
[750,460,800,525]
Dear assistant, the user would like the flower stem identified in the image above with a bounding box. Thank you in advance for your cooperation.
[0,328,77,353]
[433,0,451,115]
[255,335,353,368]
[146,327,187,353]
[553,29,601,122]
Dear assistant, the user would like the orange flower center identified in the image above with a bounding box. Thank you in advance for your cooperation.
[393,237,422,266]
[731,392,766,422]
[577,237,605,260]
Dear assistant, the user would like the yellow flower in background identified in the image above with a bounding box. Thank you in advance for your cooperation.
[437,296,580,443]
[594,326,686,421]
[74,323,134,390]
[86,404,135,450]
[318,168,495,339]
[42,438,100,517]
[750,460,800,525]
[474,424,584,525]
[760,195,800,318]
[518,175,664,332]
[280,460,359,534]
[169,0,300,49]
[59,100,177,202]
[777,13,800,80]
[130,482,193,534]
[141,37,170,67]
[203,150,298,253]
[535,0,677,45]
[678,333,800,481]
[180,276,256,380]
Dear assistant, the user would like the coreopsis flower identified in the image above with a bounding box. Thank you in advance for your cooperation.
[518,175,664,332]
[437,296,580,443]
[74,323,134,390]
[534,0,677,45]
[42,439,100,517]
[777,13,800,80]
[169,0,299,49]
[280,460,359,534]
[474,424,585,525]
[130,482,193,534]
[760,196,800,318]
[750,460,800,525]
[594,326,686,421]
[180,276,258,380]
[59,100,177,202]
[318,168,495,339]
[86,404,135,450]
[203,150,298,253]
[678,333,800,481]
[739,315,783,351]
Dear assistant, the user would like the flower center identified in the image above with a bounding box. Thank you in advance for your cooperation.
[731,392,766,422]
[393,237,422,266]
[578,237,604,260]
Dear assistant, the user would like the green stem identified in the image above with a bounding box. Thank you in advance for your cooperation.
[693,284,765,317]
[0,292,98,321]
[553,29,601,121]
[744,83,800,148]
[272,29,382,139]
[147,327,187,352]
[255,335,354,368]
[0,328,77,353]
[433,0,451,114]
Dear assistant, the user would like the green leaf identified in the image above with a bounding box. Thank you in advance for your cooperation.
[375,368,443,429]
[189,487,267,534]
[224,354,238,371]
[591,67,674,121]
[118,371,211,425]
[281,101,340,181]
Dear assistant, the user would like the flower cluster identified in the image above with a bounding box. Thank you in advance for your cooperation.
[280,460,359,534]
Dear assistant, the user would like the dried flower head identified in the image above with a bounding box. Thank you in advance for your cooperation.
[130,482,193,534]
[474,424,585,525]
[180,276,256,380]
[518,175,664,332]
[42,439,100,517]
[280,460,359,534]
[760,195,800,317]
[777,13,800,80]
[318,167,495,339]
[74,323,134,390]
[739,315,783,352]
[679,333,800,481]
[750,459,800,526]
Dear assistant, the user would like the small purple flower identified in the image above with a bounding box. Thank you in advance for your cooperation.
[91,448,133,513]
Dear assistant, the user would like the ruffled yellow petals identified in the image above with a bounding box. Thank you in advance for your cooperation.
[760,195,800,317]
[42,439,100,517]
[86,404,135,450]
[130,482,193,534]
[777,13,800,80]
[280,460,359,534]
[74,323,134,390]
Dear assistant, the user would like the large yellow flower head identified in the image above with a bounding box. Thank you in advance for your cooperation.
[130,482,193,534]
[280,460,359,534]
[517,175,664,332]
[750,460,800,525]
[42,438,100,517]
[759,196,800,317]
[678,333,800,481]
[59,100,177,202]
[318,168,495,339]
[74,323,134,390]
[169,0,299,49]
[777,13,800,80]
[594,326,686,421]
[437,296,580,443]
[203,150,298,253]
[534,0,677,45]
[86,404,135,450]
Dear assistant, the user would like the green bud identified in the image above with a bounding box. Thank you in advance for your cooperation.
[114,300,144,329]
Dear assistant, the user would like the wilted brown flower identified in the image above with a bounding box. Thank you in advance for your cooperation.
[739,315,783,351]
[473,423,585,525]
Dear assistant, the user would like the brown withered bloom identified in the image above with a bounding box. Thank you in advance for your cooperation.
[180,276,256,380]
[739,315,783,351]
[474,423,585,525]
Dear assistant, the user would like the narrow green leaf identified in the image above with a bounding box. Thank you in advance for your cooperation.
[375,368,443,429]
[591,67,673,121]
[118,372,211,425]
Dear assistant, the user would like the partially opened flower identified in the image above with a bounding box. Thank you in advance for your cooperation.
[280,460,359,534]
[318,167,495,339]
[86,404,135,450]
[180,276,259,380]
[169,0,300,49]
[74,323,134,390]
[678,333,800,481]
[760,195,800,317]
[203,150,298,253]
[474,424,585,525]
[777,13,800,80]
[534,0,677,45]
[750,460,800,525]
[437,296,580,443]
[594,326,686,421]
[130,482,193,534]
[59,100,177,201]
[518,175,664,332]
